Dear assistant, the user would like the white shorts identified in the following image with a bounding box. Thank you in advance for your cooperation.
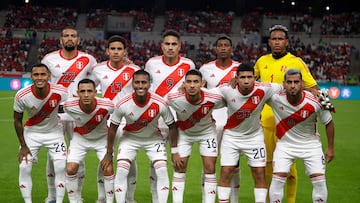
[117,136,167,163]
[67,134,107,163]
[220,134,266,167]
[24,128,67,163]
[178,131,218,158]
[273,143,326,176]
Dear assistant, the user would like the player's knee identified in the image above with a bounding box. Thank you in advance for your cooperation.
[66,162,79,175]
[19,161,32,175]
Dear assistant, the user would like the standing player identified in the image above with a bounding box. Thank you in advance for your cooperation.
[167,69,225,203]
[41,27,99,203]
[198,35,240,202]
[64,79,114,203]
[92,35,141,203]
[144,29,195,203]
[100,70,180,203]
[254,24,319,203]
[13,63,68,203]
[217,63,282,203]
[268,69,334,203]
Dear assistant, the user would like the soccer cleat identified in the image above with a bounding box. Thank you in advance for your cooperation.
[44,198,56,203]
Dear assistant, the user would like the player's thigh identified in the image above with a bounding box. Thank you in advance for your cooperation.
[117,138,140,162]
[198,133,218,157]
[220,135,240,166]
[272,145,296,174]
[23,131,43,163]
[67,135,89,163]
[94,136,108,161]
[145,138,168,162]
[302,148,326,176]
[177,133,195,158]
[243,142,266,168]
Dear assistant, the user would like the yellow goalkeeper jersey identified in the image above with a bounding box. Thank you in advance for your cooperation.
[254,52,317,127]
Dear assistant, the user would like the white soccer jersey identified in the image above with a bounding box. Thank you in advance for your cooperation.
[217,82,282,138]
[267,90,333,149]
[144,55,196,98]
[64,97,114,139]
[167,88,225,136]
[199,60,240,130]
[110,92,175,139]
[199,60,240,88]
[13,83,68,133]
[41,50,97,96]
[92,61,140,104]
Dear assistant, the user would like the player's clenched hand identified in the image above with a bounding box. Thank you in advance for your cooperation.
[101,153,113,171]
[325,148,334,163]
[18,146,32,164]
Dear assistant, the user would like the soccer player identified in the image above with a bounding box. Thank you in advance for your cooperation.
[13,63,68,203]
[92,35,141,203]
[41,27,99,203]
[217,63,282,203]
[101,69,179,203]
[167,69,225,203]
[254,24,319,203]
[144,29,195,203]
[267,69,335,203]
[199,35,241,202]
[63,79,115,203]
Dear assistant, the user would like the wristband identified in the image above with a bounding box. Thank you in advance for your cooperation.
[171,147,178,154]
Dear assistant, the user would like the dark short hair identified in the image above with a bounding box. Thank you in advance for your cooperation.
[216,34,232,47]
[162,29,180,41]
[269,24,289,38]
[284,68,302,80]
[133,69,151,81]
[107,35,127,49]
[78,78,96,89]
[31,63,50,73]
[185,69,202,79]
[236,63,254,75]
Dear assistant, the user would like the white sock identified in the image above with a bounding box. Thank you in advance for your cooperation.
[150,163,158,203]
[153,161,169,203]
[77,161,86,197]
[53,159,66,203]
[230,167,240,203]
[65,173,79,203]
[203,173,217,203]
[217,186,231,203]
[311,175,327,203]
[114,160,130,203]
[104,175,115,203]
[172,172,186,203]
[19,160,32,203]
[269,174,286,203]
[126,161,137,202]
[46,156,56,200]
[254,188,268,203]
[97,163,105,201]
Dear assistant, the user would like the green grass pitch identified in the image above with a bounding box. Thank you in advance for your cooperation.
[1,90,359,202]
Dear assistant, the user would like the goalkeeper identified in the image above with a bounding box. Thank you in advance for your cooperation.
[254,24,328,203]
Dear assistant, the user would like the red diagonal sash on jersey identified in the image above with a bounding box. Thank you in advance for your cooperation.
[176,101,215,131]
[74,108,108,135]
[155,63,191,97]
[123,103,160,132]
[58,56,90,87]
[276,103,315,139]
[25,93,61,126]
[217,67,237,86]
[224,89,265,129]
[104,67,136,100]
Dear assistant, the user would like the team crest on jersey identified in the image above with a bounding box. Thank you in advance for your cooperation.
[49,100,58,107]
[148,109,157,117]
[122,72,130,81]
[300,110,309,118]
[251,96,260,104]
[201,106,210,114]
[95,114,103,122]
[76,61,84,69]
[231,71,237,78]
[178,68,185,77]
